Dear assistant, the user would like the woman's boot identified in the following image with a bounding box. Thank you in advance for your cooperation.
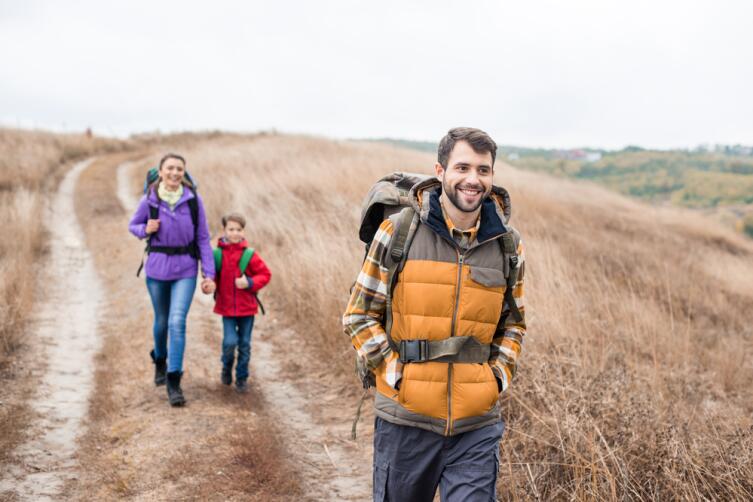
[150,350,167,386]
[166,371,186,407]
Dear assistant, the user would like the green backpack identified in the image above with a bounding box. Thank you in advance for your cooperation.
[213,247,266,314]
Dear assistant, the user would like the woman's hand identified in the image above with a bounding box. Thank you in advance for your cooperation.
[201,278,216,295]
[145,219,160,234]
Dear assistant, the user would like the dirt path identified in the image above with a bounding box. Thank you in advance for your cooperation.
[116,160,374,500]
[0,159,104,501]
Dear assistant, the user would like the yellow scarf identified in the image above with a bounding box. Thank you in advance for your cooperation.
[157,182,184,210]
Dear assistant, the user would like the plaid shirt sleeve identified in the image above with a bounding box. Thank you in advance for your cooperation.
[489,237,527,393]
[343,219,403,389]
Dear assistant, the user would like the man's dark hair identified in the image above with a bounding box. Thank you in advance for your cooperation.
[437,127,497,169]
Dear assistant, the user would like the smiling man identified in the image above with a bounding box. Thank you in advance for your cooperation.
[344,127,527,501]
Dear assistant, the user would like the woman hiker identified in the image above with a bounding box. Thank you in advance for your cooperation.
[129,153,216,406]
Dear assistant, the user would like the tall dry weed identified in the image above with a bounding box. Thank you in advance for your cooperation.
[0,190,43,355]
[129,134,753,499]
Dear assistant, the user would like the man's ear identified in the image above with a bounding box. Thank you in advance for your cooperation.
[434,162,445,180]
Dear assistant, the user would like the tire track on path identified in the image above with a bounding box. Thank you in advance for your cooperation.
[0,159,103,501]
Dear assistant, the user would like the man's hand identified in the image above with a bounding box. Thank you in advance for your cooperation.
[234,276,249,289]
[145,219,160,234]
[201,278,216,294]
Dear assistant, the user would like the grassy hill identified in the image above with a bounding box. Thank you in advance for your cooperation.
[3,129,753,499]
[380,138,753,238]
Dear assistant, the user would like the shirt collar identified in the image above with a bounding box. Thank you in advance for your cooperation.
[440,196,480,248]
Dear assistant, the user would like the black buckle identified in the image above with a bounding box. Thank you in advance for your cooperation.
[399,340,428,363]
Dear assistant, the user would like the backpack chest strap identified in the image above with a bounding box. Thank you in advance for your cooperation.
[398,336,491,364]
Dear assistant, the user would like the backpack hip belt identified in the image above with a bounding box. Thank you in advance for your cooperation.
[398,336,491,364]
[148,243,199,258]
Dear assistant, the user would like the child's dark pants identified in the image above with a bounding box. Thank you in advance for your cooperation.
[221,315,255,381]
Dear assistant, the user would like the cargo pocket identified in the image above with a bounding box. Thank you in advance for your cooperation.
[373,463,388,502]
[469,266,506,289]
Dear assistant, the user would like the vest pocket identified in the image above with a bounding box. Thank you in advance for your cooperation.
[451,363,500,420]
[399,362,448,419]
[469,266,506,288]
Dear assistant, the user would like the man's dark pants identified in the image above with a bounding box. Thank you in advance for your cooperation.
[373,417,504,501]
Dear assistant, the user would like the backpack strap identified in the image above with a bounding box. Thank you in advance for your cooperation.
[383,207,419,353]
[136,197,161,277]
[213,248,222,273]
[238,248,255,276]
[235,247,265,315]
[499,231,523,323]
[187,192,199,259]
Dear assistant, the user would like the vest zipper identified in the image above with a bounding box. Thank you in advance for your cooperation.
[446,251,464,436]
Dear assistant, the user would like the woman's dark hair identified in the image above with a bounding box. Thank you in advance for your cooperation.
[159,153,186,169]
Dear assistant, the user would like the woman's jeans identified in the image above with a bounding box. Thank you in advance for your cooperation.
[221,316,255,381]
[146,276,197,373]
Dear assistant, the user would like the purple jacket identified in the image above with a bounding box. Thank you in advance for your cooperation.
[129,188,215,281]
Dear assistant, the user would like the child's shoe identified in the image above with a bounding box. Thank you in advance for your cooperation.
[235,379,248,393]
[221,366,232,386]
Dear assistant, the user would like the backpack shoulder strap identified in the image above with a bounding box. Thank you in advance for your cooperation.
[383,206,420,353]
[213,248,222,273]
[187,190,200,258]
[187,192,199,229]
[499,230,523,323]
[148,187,159,220]
[239,248,255,275]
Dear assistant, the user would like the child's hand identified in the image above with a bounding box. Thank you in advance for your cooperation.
[201,278,216,294]
[235,276,249,289]
[145,219,160,234]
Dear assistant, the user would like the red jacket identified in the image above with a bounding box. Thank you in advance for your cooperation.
[213,239,271,317]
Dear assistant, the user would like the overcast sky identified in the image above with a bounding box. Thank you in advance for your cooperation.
[1,0,751,149]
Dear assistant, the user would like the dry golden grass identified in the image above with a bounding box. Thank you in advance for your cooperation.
[0,128,132,361]
[150,134,753,500]
[498,169,753,499]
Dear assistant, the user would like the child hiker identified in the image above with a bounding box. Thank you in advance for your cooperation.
[213,213,271,392]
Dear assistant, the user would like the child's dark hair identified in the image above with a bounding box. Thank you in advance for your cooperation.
[222,212,246,229]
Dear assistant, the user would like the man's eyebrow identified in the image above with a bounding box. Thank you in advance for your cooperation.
[452,161,492,169]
